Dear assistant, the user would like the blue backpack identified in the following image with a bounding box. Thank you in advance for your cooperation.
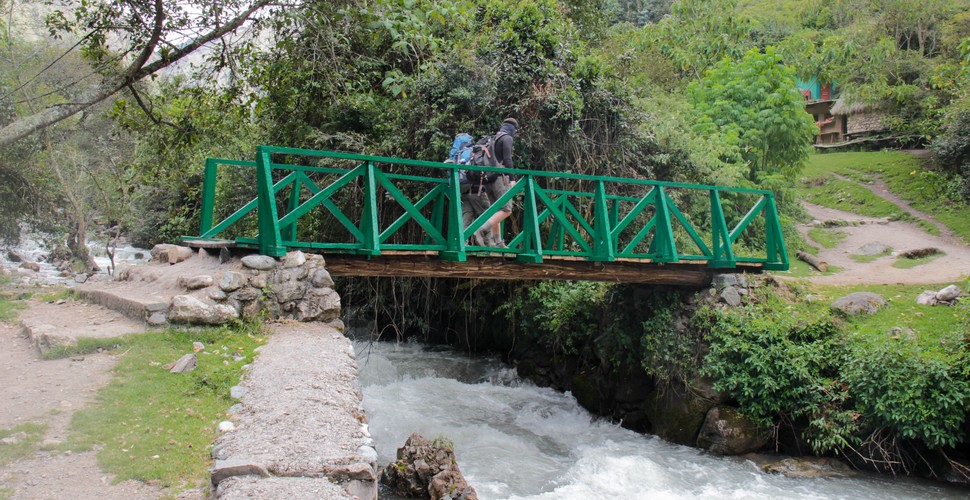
[449,133,475,166]
[447,133,479,193]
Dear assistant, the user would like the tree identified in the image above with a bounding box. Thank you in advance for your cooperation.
[651,0,756,81]
[0,0,274,147]
[687,47,817,183]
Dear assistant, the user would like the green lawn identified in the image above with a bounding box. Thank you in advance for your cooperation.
[803,151,970,243]
[894,252,945,269]
[0,423,46,467]
[806,227,846,249]
[65,326,264,493]
[799,176,912,221]
[808,282,969,356]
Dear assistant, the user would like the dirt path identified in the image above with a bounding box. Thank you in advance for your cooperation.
[0,300,167,499]
[832,171,959,242]
[793,151,970,285]
[798,173,970,285]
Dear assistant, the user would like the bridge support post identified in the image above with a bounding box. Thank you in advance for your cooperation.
[200,158,218,237]
[708,189,736,268]
[281,173,302,242]
[516,176,542,263]
[591,181,614,262]
[440,168,467,262]
[255,147,286,257]
[763,193,789,270]
[649,187,678,263]
[359,161,381,256]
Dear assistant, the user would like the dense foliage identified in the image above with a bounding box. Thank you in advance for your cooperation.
[699,286,970,474]
[4,0,970,247]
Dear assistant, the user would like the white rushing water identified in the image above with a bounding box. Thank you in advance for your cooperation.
[357,341,966,500]
[1,232,150,285]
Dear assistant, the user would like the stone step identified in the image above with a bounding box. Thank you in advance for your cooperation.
[18,299,150,355]
[73,287,169,325]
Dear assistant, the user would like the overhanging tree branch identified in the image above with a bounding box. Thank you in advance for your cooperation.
[0,0,272,148]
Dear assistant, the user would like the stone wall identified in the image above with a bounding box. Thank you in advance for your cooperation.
[846,111,888,136]
[139,247,341,327]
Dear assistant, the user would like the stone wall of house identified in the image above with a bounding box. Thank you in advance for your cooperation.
[847,111,888,136]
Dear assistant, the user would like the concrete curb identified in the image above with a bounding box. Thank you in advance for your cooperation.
[73,287,168,324]
[210,324,374,499]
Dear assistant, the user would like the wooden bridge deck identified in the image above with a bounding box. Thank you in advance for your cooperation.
[186,242,762,287]
[311,251,763,286]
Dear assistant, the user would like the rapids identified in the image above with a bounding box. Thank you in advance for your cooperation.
[357,340,967,500]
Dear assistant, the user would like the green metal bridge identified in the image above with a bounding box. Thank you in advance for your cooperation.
[184,145,788,286]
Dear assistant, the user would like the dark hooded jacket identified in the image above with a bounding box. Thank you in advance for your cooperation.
[494,122,516,169]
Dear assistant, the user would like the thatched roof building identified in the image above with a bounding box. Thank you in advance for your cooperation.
[831,96,888,137]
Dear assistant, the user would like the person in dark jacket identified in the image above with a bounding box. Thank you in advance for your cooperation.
[475,117,518,247]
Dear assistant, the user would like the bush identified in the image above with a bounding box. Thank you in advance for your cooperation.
[842,332,970,449]
[932,110,970,201]
[698,286,970,464]
[698,292,843,436]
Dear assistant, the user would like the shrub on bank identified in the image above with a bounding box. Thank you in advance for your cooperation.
[697,285,970,475]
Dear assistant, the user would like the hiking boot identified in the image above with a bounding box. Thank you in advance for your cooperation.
[489,234,507,248]
[472,228,489,247]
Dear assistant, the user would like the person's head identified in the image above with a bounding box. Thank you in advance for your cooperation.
[501,117,518,135]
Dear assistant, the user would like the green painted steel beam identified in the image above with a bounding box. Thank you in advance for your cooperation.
[255,148,285,257]
[200,159,218,236]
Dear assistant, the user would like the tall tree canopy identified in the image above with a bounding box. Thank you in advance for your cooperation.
[0,0,275,147]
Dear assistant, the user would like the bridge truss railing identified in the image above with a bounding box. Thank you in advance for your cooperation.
[185,146,789,270]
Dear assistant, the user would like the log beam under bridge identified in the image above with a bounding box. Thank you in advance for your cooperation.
[320,252,762,287]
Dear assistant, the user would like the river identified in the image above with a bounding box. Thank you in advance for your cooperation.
[1,233,149,285]
[356,340,966,500]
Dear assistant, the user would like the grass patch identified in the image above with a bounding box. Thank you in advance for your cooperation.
[806,227,846,249]
[809,282,969,353]
[42,337,129,360]
[777,258,840,278]
[850,252,889,263]
[0,423,47,466]
[798,177,911,220]
[0,296,24,323]
[849,245,893,263]
[806,151,970,243]
[915,219,940,236]
[32,288,74,303]
[894,252,945,269]
[66,325,265,492]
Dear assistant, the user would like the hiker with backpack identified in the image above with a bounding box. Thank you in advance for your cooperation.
[446,118,519,247]
[445,133,492,243]
[472,118,518,248]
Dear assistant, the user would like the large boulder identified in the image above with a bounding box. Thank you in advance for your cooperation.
[241,255,277,271]
[219,271,247,292]
[643,385,714,446]
[830,292,886,315]
[169,295,239,325]
[381,434,477,500]
[178,274,214,290]
[856,242,890,256]
[936,285,961,302]
[696,406,769,455]
[916,290,938,306]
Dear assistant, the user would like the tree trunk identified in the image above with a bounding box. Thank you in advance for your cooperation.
[0,0,271,147]
[796,251,828,272]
